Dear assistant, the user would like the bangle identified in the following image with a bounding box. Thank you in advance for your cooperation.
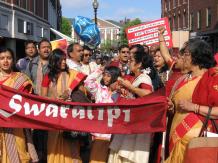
[197,105,201,114]
[194,104,197,113]
[194,104,200,114]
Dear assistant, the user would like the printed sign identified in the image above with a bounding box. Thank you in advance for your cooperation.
[126,17,173,48]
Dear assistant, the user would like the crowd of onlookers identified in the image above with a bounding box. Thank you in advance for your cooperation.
[0,26,218,163]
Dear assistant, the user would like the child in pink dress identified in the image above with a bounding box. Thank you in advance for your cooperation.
[84,66,121,163]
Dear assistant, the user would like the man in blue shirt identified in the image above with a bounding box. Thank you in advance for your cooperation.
[16,40,37,72]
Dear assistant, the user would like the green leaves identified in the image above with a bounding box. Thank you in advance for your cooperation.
[61,17,72,37]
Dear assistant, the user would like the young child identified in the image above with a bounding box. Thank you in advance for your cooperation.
[84,65,121,163]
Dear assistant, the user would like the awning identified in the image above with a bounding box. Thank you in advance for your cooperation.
[50,28,73,43]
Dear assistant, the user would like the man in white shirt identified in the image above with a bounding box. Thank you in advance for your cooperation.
[81,45,98,75]
[66,43,83,72]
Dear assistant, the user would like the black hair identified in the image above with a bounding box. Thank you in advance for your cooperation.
[100,66,121,86]
[48,48,69,83]
[0,47,15,61]
[118,44,129,52]
[102,55,111,66]
[154,48,169,73]
[38,38,51,49]
[184,39,216,69]
[130,44,145,53]
[67,43,80,58]
[0,47,17,71]
[24,40,36,49]
[81,45,92,61]
[134,51,163,90]
[143,44,150,54]
[83,45,92,52]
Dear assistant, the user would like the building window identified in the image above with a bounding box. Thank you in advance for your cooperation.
[0,14,8,30]
[18,19,34,35]
[168,0,171,10]
[169,17,172,30]
[183,13,186,28]
[217,4,218,21]
[18,19,24,33]
[197,11,201,29]
[178,0,180,6]
[178,14,180,29]
[15,0,21,6]
[173,0,176,8]
[206,8,212,27]
[173,15,176,30]
[190,13,194,31]
[165,0,168,11]
[107,29,111,34]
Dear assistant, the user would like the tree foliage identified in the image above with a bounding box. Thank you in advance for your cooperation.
[61,17,72,37]
[100,39,120,52]
[120,18,142,45]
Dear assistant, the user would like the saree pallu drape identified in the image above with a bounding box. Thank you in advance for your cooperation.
[165,76,203,163]
[0,72,34,163]
[47,70,82,163]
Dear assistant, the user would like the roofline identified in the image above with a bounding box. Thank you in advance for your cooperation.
[97,18,122,28]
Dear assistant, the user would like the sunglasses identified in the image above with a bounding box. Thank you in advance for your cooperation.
[121,51,129,54]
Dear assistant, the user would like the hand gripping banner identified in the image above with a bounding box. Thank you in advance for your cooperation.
[0,85,167,134]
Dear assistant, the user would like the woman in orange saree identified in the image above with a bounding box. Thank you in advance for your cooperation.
[41,49,86,163]
[0,47,38,163]
[165,39,217,163]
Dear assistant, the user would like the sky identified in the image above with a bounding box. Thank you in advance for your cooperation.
[60,0,161,22]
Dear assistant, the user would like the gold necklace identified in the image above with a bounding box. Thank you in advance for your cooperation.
[0,71,12,79]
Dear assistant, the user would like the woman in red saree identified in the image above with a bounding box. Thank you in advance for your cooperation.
[0,47,38,163]
[165,39,218,163]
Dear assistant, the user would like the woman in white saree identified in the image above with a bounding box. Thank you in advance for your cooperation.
[108,50,163,163]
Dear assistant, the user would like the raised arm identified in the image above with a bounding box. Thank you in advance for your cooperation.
[158,26,174,68]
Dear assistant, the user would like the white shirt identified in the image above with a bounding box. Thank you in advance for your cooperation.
[66,58,82,72]
[81,62,99,75]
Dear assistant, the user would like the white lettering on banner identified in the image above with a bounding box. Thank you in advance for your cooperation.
[6,94,131,127]
[98,108,104,120]
[122,109,130,122]
[24,103,45,116]
[60,105,70,118]
[9,94,22,113]
[128,20,165,33]
[46,104,59,117]
[72,106,85,119]
[107,107,121,127]
[87,106,94,120]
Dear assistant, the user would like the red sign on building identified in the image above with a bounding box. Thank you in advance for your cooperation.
[126,17,173,48]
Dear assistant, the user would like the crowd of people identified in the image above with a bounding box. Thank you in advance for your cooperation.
[0,27,218,163]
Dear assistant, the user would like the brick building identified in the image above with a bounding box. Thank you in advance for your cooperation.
[189,0,218,52]
[161,0,189,31]
[161,0,218,52]
[0,0,62,58]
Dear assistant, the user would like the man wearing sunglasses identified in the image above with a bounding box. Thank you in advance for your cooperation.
[110,44,130,76]
[81,45,98,75]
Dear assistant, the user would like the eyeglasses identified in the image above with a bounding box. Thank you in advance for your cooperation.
[84,54,90,57]
[121,51,129,54]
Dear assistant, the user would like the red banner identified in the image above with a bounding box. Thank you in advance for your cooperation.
[126,17,173,48]
[0,86,167,134]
